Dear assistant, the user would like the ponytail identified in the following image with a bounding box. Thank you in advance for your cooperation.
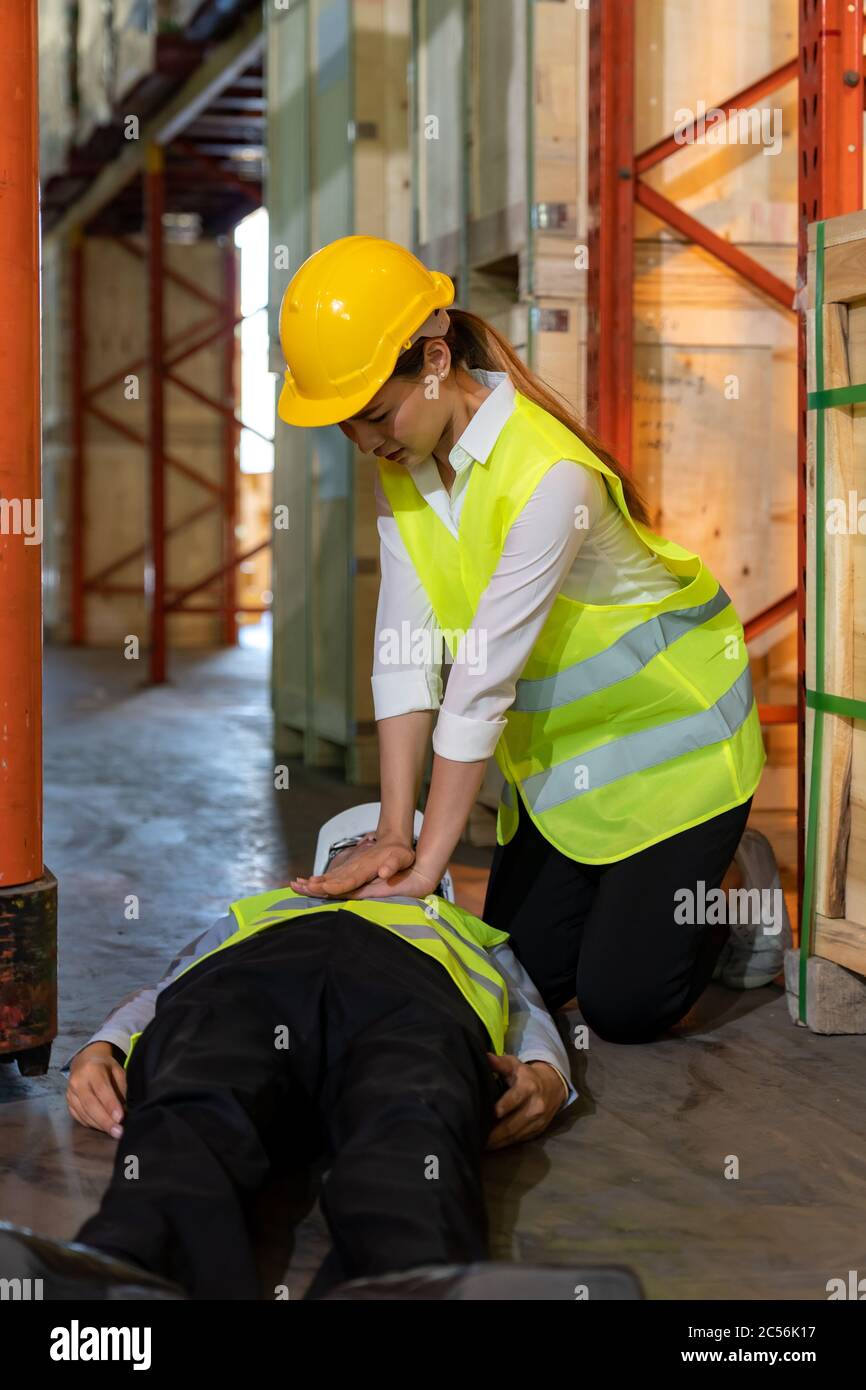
[391,306,650,527]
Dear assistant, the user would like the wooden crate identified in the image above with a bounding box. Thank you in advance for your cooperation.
[527,0,800,815]
[805,209,866,975]
[67,236,231,649]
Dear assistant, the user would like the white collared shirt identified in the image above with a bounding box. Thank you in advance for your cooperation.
[372,369,681,762]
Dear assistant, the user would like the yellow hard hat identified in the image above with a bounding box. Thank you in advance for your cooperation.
[277,235,455,427]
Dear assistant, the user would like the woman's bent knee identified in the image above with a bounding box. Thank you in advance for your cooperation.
[578,995,685,1044]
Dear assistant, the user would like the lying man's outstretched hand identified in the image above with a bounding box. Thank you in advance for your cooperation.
[67,1041,128,1139]
[484,1053,565,1149]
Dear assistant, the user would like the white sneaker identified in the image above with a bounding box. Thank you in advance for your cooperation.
[712,828,793,989]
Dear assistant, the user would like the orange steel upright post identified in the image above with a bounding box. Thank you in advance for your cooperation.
[0,1,57,1074]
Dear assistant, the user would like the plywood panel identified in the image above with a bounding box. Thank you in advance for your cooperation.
[237,471,273,625]
[415,0,463,267]
[804,305,855,915]
[354,0,411,243]
[533,299,582,414]
[635,343,775,614]
[470,0,528,266]
[350,0,412,775]
[842,294,866,935]
[268,0,310,744]
[533,0,586,225]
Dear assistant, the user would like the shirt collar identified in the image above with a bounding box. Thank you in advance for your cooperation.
[446,370,515,473]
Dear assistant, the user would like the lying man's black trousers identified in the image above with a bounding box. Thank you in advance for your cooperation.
[74,911,503,1299]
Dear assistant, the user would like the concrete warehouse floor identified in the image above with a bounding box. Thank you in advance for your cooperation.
[0,646,862,1300]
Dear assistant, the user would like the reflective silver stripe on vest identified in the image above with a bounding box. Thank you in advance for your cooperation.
[250,895,336,924]
[378,895,495,967]
[380,918,506,1010]
[518,662,756,815]
[512,585,732,713]
[501,780,515,808]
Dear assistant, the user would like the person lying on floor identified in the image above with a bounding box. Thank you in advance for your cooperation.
[0,838,576,1301]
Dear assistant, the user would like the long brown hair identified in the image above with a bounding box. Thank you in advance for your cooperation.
[390,307,650,526]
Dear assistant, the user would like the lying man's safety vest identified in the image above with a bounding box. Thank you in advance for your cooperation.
[377,389,766,864]
[124,889,510,1068]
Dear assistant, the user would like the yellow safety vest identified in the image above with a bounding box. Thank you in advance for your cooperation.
[377,389,766,864]
[124,889,510,1067]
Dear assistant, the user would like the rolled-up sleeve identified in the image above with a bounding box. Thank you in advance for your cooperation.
[431,460,602,763]
[371,470,444,720]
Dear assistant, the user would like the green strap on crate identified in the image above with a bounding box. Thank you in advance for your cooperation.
[808,383,866,410]
[801,218,866,1024]
[806,691,866,720]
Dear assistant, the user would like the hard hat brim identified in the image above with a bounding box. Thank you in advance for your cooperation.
[277,373,387,429]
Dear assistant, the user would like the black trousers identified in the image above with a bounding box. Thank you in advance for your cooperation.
[74,912,502,1300]
[482,793,754,1040]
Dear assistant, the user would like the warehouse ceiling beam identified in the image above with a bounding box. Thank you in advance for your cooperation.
[171,137,263,204]
[156,22,264,146]
[43,8,263,246]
